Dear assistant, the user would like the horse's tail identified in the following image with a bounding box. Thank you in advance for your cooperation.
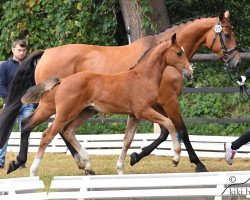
[0,50,45,147]
[22,77,61,104]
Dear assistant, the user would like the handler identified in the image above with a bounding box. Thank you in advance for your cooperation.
[0,40,34,168]
[224,68,250,165]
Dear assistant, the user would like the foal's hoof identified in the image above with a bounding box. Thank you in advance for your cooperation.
[195,164,208,172]
[85,170,95,175]
[7,161,19,174]
[172,159,179,167]
[130,152,139,166]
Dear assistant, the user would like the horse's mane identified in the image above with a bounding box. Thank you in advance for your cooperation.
[157,15,218,35]
[130,40,168,70]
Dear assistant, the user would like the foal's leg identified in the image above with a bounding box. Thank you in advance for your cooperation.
[61,109,95,175]
[30,124,55,176]
[7,100,56,174]
[130,105,169,166]
[138,108,181,166]
[116,115,140,175]
[30,117,69,176]
[60,108,96,164]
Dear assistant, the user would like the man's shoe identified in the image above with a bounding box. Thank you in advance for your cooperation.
[224,142,236,165]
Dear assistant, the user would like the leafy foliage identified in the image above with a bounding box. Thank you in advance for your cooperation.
[0,0,118,60]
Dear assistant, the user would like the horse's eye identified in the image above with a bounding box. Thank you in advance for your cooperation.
[225,33,231,39]
[177,51,182,57]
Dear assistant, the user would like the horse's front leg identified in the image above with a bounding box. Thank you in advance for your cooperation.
[117,115,140,175]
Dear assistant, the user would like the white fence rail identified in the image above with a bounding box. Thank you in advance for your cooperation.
[47,171,250,200]
[1,171,250,200]
[7,132,250,158]
[0,176,46,200]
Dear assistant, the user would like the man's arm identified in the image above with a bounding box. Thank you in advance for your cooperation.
[0,62,8,99]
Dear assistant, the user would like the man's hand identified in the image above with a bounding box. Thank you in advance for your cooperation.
[237,76,246,86]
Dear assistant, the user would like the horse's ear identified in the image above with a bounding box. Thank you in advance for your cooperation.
[224,10,230,19]
[219,10,225,21]
[171,33,177,44]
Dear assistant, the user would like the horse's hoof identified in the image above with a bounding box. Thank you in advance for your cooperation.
[85,170,95,175]
[172,159,179,167]
[130,152,139,166]
[7,161,19,174]
[195,164,208,172]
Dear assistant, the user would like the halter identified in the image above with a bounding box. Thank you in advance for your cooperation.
[209,19,239,81]
[210,19,238,67]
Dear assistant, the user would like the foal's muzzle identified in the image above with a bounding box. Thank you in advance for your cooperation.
[183,64,193,80]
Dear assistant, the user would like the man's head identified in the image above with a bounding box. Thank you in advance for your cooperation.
[11,40,27,63]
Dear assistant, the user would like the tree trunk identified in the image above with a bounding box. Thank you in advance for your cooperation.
[119,0,171,43]
[147,0,171,32]
[119,0,143,42]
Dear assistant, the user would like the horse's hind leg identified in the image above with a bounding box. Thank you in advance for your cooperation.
[7,100,56,174]
[117,115,140,175]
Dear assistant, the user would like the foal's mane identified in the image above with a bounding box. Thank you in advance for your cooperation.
[129,40,168,70]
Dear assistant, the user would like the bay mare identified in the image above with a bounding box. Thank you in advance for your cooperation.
[22,35,192,175]
[1,11,240,174]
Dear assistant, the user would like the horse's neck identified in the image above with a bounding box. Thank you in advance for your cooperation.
[154,17,216,59]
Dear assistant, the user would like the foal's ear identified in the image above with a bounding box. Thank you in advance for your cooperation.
[171,33,177,44]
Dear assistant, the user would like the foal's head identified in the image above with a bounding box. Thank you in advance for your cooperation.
[165,33,192,79]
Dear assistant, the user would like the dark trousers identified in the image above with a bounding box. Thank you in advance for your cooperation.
[231,130,250,150]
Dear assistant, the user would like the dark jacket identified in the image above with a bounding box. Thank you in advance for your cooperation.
[0,58,19,99]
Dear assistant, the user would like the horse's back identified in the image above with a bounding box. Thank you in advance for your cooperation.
[35,44,109,83]
[34,39,154,84]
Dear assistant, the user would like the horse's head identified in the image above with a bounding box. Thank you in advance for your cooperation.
[166,33,193,80]
[206,10,241,69]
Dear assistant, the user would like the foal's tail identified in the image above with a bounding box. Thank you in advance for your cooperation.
[0,50,44,147]
[22,77,61,104]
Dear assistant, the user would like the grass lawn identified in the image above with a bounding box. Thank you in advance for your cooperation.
[0,152,249,191]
